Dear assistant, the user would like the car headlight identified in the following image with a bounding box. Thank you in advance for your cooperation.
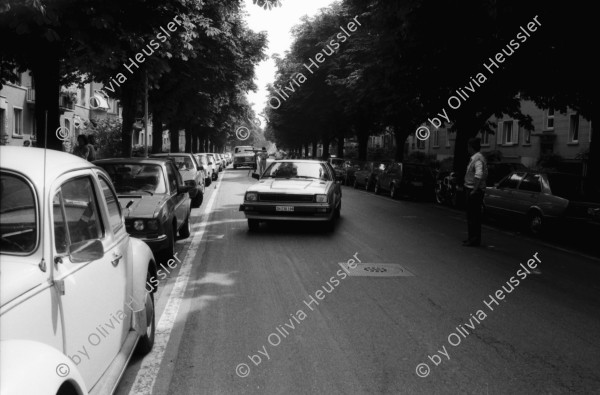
[245,192,258,201]
[134,220,145,231]
[316,194,328,203]
[147,219,159,231]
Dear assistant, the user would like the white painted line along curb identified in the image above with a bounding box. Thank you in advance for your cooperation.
[128,176,222,395]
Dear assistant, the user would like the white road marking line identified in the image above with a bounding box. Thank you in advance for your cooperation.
[128,176,222,395]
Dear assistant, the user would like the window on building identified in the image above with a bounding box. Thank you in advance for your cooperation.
[569,114,579,143]
[80,87,86,106]
[0,109,5,137]
[445,131,451,147]
[547,109,554,129]
[432,130,439,147]
[480,131,490,146]
[522,125,531,145]
[416,137,425,149]
[13,108,23,136]
[503,121,516,145]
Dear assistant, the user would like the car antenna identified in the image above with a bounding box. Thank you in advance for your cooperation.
[39,111,48,272]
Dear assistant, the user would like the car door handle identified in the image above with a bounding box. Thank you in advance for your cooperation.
[111,252,123,266]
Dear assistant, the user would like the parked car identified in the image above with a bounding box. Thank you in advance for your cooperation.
[329,158,347,182]
[233,145,256,169]
[94,158,192,259]
[150,153,205,207]
[205,153,219,178]
[374,162,436,200]
[484,171,600,234]
[239,160,342,231]
[194,153,213,185]
[224,152,233,165]
[212,153,224,171]
[353,161,393,191]
[0,147,156,395]
[343,159,364,186]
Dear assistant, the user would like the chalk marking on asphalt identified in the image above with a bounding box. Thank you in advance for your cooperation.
[128,175,223,395]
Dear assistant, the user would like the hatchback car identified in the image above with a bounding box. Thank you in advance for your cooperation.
[484,171,600,234]
[239,160,342,231]
[194,153,213,186]
[150,153,205,208]
[94,158,192,259]
[1,147,156,395]
[203,153,219,179]
[375,162,436,200]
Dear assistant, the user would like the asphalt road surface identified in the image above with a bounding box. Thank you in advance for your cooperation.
[116,167,600,395]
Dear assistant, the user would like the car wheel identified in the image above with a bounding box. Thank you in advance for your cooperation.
[334,201,341,219]
[205,177,211,186]
[248,219,260,232]
[212,173,217,180]
[192,191,203,208]
[528,211,543,235]
[233,165,238,169]
[374,182,381,195]
[179,209,191,239]
[135,275,155,355]
[435,185,444,205]
[160,223,176,260]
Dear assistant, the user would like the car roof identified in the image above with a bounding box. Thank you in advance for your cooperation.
[272,159,327,164]
[151,153,193,157]
[0,146,93,186]
[94,158,169,166]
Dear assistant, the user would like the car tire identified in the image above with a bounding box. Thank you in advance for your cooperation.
[435,185,444,205]
[160,223,176,260]
[179,209,191,239]
[205,177,211,186]
[233,165,238,169]
[248,219,259,232]
[192,191,203,208]
[135,277,155,356]
[528,211,543,235]
[374,182,381,195]
[212,173,217,180]
[334,201,341,218]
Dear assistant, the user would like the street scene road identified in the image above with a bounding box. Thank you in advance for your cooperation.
[1,1,598,394]
[115,168,600,394]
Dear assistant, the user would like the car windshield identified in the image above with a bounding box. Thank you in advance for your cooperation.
[263,162,332,181]
[169,156,195,171]
[98,164,167,195]
[0,172,37,254]
[548,174,600,202]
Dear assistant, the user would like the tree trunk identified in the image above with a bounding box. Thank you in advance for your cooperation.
[311,140,318,158]
[152,110,163,153]
[32,49,61,151]
[120,81,139,158]
[337,134,344,158]
[304,143,309,158]
[169,123,179,153]
[184,128,192,153]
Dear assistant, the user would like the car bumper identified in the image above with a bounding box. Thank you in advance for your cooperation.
[135,234,169,252]
[239,202,335,221]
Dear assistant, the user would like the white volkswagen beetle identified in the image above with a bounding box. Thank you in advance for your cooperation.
[0,147,157,395]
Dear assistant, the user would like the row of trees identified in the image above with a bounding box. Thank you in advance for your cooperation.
[0,0,281,155]
[264,0,596,180]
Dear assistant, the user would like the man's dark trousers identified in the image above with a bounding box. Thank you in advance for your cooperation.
[466,187,483,244]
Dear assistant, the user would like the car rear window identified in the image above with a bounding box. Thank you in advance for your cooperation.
[0,172,38,254]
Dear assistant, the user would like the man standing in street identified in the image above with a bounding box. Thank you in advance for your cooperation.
[463,137,488,246]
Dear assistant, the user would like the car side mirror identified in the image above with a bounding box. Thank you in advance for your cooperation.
[252,173,260,180]
[178,184,192,194]
[69,239,104,263]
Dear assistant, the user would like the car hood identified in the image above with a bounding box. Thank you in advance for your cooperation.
[118,194,169,218]
[0,259,46,308]
[249,179,331,194]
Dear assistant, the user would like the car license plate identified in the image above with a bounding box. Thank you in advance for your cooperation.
[276,206,294,212]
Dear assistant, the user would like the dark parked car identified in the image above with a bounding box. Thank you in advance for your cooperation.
[150,153,205,207]
[374,162,436,200]
[484,171,600,235]
[95,158,192,258]
[340,159,364,186]
[353,161,392,191]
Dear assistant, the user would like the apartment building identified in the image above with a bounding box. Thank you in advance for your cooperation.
[408,100,593,171]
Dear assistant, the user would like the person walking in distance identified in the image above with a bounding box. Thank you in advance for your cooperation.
[87,134,97,161]
[463,137,488,246]
[257,147,268,175]
[73,134,90,160]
